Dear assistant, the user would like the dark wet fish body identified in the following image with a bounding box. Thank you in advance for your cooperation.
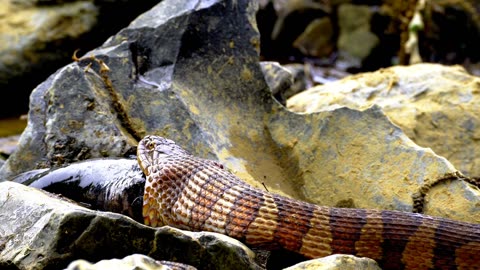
[11,158,145,223]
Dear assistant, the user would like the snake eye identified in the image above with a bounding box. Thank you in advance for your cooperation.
[146,140,155,150]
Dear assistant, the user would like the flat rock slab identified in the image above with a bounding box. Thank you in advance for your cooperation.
[0,0,478,224]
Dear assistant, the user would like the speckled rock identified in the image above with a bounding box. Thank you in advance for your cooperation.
[0,181,260,270]
[287,63,480,222]
[284,255,381,270]
[1,0,477,226]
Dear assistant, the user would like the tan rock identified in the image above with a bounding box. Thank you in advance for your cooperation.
[284,254,381,270]
[64,254,182,270]
[287,63,480,222]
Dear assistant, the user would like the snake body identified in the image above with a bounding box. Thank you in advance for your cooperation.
[137,135,480,270]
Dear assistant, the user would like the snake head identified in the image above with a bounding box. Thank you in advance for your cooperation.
[137,135,190,172]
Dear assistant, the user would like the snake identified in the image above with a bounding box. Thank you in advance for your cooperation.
[137,135,480,270]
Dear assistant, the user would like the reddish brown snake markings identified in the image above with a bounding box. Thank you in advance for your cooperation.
[137,135,480,270]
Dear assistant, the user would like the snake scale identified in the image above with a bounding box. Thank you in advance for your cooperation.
[137,135,480,270]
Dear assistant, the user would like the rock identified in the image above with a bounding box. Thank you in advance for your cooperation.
[1,0,477,225]
[0,1,97,117]
[413,1,480,66]
[270,0,331,41]
[0,135,20,157]
[337,4,379,67]
[0,181,260,270]
[282,63,308,97]
[284,254,381,270]
[260,61,293,105]
[293,17,334,58]
[287,63,480,176]
[258,0,331,60]
[0,0,272,188]
[0,0,160,117]
[65,254,196,270]
[258,1,480,73]
[287,63,480,222]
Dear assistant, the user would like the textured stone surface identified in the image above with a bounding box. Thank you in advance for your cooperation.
[0,1,98,77]
[267,106,472,220]
[287,63,480,222]
[0,181,259,270]
[0,1,98,117]
[284,255,381,270]
[0,0,160,117]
